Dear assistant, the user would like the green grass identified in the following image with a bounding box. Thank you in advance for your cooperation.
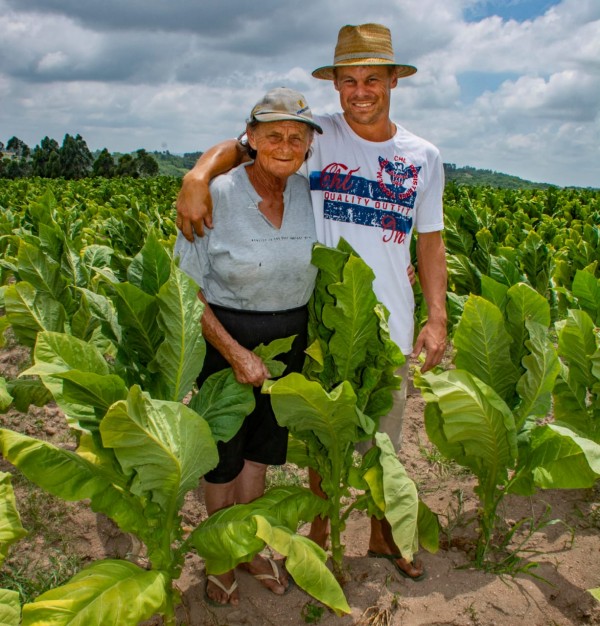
[0,550,85,604]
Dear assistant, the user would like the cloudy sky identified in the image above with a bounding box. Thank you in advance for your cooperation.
[1,0,598,187]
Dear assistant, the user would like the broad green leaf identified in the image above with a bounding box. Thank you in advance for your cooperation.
[0,472,28,565]
[324,255,379,382]
[0,429,146,538]
[249,486,329,531]
[254,515,350,615]
[70,293,101,342]
[310,242,347,283]
[557,309,597,387]
[189,487,327,574]
[589,588,600,602]
[480,275,509,312]
[253,335,296,378]
[514,320,560,429]
[190,369,254,443]
[446,253,481,295]
[253,335,296,362]
[420,369,517,495]
[111,282,161,363]
[23,331,111,430]
[454,295,520,402]
[489,254,524,287]
[505,283,551,370]
[375,432,419,562]
[0,589,20,626]
[148,265,206,401]
[21,560,169,626]
[0,378,12,412]
[417,500,440,554]
[56,370,128,417]
[77,288,122,345]
[82,244,114,271]
[101,386,218,512]
[127,229,171,295]
[572,270,600,324]
[190,507,266,574]
[265,374,365,449]
[285,435,315,470]
[553,364,591,436]
[4,282,66,347]
[17,240,69,303]
[520,231,551,295]
[510,424,600,495]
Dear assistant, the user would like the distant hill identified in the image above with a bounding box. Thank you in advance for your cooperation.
[443,164,552,189]
[152,153,554,189]
[152,151,203,177]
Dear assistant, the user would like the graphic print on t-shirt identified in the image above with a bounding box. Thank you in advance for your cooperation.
[309,156,421,244]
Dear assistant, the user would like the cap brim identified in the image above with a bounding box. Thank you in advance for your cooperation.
[312,62,417,81]
[251,112,323,134]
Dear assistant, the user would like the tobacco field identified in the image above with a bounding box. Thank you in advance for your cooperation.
[0,177,599,625]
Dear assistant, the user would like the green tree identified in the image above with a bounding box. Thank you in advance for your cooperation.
[31,137,61,178]
[92,148,116,177]
[59,133,93,179]
[135,149,159,177]
[116,153,139,178]
[6,137,30,159]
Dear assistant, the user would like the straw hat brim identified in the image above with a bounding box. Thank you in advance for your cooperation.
[312,61,417,81]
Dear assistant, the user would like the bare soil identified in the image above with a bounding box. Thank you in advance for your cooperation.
[1,340,599,626]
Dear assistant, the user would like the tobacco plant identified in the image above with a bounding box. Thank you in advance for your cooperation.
[265,241,439,578]
[0,233,349,624]
[415,280,600,568]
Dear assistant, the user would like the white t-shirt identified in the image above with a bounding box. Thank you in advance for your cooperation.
[305,113,444,354]
[175,163,317,311]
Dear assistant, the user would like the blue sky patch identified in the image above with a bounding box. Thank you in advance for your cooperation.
[458,71,521,103]
[464,0,561,23]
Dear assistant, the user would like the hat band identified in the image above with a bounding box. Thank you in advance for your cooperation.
[334,51,396,63]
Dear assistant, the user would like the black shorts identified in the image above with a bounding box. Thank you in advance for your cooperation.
[199,303,308,484]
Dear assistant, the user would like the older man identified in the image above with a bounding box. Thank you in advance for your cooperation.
[176,23,447,580]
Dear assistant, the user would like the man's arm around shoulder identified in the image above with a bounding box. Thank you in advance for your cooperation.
[176,139,248,240]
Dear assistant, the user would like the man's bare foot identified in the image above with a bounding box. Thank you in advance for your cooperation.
[238,555,289,595]
[205,571,239,606]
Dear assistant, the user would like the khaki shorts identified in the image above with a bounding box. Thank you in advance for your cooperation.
[356,361,409,456]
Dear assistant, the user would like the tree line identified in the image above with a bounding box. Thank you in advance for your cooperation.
[0,134,159,180]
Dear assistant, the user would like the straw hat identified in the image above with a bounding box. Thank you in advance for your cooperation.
[312,23,417,81]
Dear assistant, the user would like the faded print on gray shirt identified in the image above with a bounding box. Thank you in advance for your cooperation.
[174,163,317,311]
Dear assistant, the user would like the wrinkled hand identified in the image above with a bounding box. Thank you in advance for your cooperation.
[230,346,271,387]
[175,174,213,240]
[411,320,447,373]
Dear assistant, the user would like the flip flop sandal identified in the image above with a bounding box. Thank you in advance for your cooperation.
[367,550,427,581]
[251,557,294,594]
[204,574,239,607]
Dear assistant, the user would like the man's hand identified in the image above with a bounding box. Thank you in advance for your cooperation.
[175,138,247,240]
[411,320,446,372]
[176,173,213,240]
[407,263,416,286]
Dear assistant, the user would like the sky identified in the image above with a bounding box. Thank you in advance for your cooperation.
[0,0,598,188]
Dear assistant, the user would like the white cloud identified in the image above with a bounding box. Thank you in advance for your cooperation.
[0,0,598,187]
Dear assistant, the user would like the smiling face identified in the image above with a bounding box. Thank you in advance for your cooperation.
[247,120,313,181]
[333,65,398,141]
